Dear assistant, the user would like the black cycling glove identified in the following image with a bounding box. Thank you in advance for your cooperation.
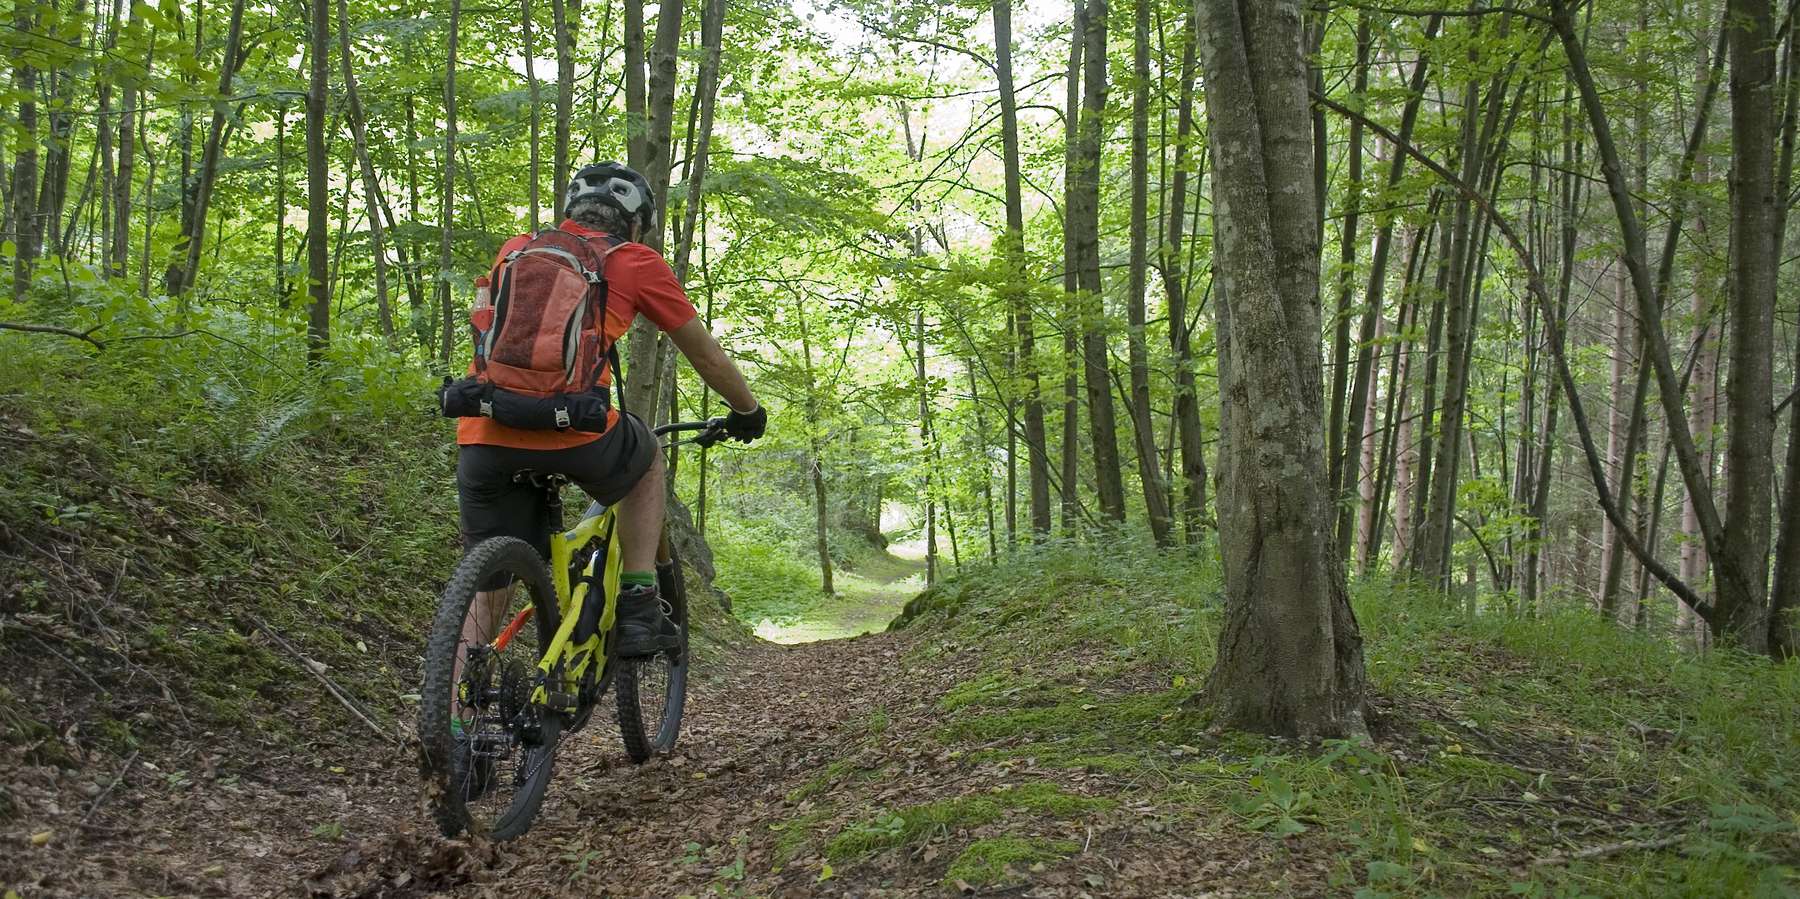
[723,404,767,443]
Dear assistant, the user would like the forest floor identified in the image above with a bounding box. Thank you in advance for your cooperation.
[9,615,1219,898]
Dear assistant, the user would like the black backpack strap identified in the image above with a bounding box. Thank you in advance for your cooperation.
[593,234,631,417]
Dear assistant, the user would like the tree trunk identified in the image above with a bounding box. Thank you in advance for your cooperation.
[1124,0,1173,545]
[10,2,40,300]
[619,0,683,417]
[671,0,724,284]
[435,0,462,367]
[110,27,142,281]
[337,0,396,345]
[305,0,331,361]
[168,0,247,298]
[993,0,1052,539]
[1326,16,1370,555]
[553,0,581,220]
[1337,14,1440,560]
[1198,0,1364,738]
[523,0,542,230]
[623,0,647,169]
[1718,0,1776,651]
[1161,3,1208,542]
[1073,0,1127,525]
[1060,0,1086,535]
[1549,0,1763,648]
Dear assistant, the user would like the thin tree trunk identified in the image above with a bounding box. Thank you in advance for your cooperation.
[1127,0,1172,545]
[304,0,331,361]
[11,1,40,300]
[623,0,647,168]
[168,0,247,298]
[1060,0,1086,536]
[436,0,462,367]
[553,0,581,220]
[337,0,396,345]
[1161,3,1208,541]
[1074,0,1127,525]
[993,0,1052,539]
[523,0,542,230]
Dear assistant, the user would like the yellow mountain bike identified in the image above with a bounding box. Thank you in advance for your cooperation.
[418,418,726,840]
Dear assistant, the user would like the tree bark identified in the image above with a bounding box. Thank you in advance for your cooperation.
[305,0,331,361]
[1718,0,1777,650]
[337,0,396,345]
[11,2,40,300]
[523,0,542,230]
[167,0,247,298]
[994,0,1052,539]
[552,0,581,220]
[1160,3,1208,542]
[1060,0,1086,535]
[435,0,462,367]
[1198,0,1365,738]
[1073,0,1128,525]
[1126,0,1173,545]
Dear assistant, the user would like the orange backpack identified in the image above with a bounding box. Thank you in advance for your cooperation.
[438,228,628,431]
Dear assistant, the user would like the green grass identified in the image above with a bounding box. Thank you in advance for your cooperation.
[943,837,1079,888]
[825,783,1110,861]
[904,543,1800,897]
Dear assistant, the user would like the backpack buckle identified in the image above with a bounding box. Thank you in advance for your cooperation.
[479,398,494,417]
[554,407,571,429]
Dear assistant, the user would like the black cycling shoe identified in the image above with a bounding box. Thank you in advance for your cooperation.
[613,585,679,657]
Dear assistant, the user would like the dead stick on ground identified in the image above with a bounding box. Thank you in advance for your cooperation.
[1533,834,1686,866]
[245,614,403,746]
[81,749,141,827]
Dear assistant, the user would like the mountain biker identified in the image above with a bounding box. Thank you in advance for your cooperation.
[456,162,764,657]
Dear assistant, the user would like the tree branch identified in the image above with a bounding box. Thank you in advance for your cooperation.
[0,321,106,348]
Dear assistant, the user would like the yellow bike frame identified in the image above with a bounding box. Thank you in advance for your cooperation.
[505,503,624,710]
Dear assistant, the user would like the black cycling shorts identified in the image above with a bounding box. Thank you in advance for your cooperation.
[456,412,657,564]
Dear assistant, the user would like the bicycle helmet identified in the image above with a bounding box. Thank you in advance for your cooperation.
[563,161,656,234]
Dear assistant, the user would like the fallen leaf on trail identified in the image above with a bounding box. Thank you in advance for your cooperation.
[30,830,53,846]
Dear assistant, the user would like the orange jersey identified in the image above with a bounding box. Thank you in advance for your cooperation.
[457,220,698,450]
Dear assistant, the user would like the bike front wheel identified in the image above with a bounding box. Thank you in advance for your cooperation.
[420,536,564,841]
[615,546,690,763]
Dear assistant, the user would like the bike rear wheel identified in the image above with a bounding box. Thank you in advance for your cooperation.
[420,536,564,841]
[615,547,690,763]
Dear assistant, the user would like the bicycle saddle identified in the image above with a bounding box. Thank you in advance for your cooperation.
[510,470,571,489]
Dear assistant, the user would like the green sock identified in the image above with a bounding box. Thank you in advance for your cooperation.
[621,570,656,589]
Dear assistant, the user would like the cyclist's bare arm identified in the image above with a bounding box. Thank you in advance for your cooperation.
[667,318,757,412]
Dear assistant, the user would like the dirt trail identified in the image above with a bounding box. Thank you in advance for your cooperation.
[14,563,1242,899]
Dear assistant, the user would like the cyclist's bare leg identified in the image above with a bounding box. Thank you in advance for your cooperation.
[452,585,511,717]
[616,449,665,572]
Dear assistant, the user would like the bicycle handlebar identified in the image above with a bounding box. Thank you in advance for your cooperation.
[652,417,731,447]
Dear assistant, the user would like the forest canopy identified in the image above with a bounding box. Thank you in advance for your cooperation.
[3,0,1798,688]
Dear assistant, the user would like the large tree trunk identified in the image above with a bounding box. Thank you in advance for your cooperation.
[993,0,1052,539]
[304,0,331,361]
[337,0,396,345]
[1160,3,1208,542]
[1718,0,1777,651]
[1198,0,1364,738]
[619,0,684,418]
[1126,0,1172,545]
[1072,0,1127,525]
